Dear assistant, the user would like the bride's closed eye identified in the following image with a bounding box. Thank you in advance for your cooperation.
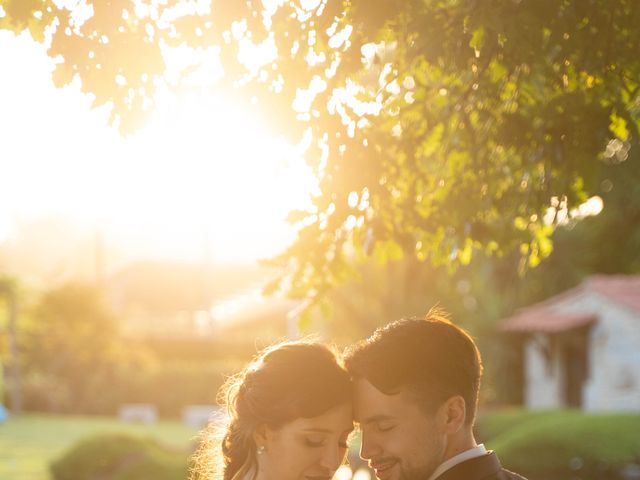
[304,435,326,447]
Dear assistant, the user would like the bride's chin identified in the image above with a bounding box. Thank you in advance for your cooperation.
[303,474,334,480]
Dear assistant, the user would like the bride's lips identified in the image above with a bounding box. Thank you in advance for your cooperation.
[305,475,332,480]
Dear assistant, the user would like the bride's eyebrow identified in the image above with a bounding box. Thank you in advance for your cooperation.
[302,428,333,433]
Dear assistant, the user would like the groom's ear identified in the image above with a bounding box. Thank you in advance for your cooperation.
[439,395,466,435]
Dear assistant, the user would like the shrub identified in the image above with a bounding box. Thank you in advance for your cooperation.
[50,433,190,480]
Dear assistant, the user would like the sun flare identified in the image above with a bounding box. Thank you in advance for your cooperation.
[121,93,319,263]
[0,31,317,266]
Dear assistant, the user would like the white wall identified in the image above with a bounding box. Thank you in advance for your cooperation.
[523,292,640,411]
[582,298,640,411]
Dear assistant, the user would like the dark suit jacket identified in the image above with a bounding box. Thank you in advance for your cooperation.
[435,452,526,480]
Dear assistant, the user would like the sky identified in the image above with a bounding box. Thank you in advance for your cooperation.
[0,29,317,270]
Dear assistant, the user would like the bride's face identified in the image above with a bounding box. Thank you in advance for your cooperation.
[257,402,353,480]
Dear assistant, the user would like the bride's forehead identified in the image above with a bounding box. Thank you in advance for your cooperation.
[286,405,353,430]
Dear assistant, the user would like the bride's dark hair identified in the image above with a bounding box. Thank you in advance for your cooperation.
[190,341,352,480]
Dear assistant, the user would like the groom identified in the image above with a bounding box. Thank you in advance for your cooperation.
[344,311,526,480]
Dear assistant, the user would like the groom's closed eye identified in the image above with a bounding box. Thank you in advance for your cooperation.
[375,422,396,432]
[360,414,397,430]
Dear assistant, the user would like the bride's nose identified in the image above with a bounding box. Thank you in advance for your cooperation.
[319,443,344,471]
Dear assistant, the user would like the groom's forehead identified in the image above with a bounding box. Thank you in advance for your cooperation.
[352,377,410,421]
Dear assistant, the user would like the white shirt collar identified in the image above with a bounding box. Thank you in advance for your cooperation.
[427,444,488,480]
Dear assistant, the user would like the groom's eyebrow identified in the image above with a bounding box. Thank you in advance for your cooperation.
[302,428,334,433]
[359,414,395,425]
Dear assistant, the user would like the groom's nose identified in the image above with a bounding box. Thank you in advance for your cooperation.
[359,431,381,460]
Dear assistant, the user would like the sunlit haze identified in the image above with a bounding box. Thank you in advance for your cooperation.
[0,30,317,270]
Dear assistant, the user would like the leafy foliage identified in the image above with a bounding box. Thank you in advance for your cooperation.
[20,290,241,414]
[20,282,122,413]
[2,0,639,310]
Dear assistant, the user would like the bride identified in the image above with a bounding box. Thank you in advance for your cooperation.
[191,341,354,480]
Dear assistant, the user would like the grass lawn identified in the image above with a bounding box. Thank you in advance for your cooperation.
[5,410,639,480]
[476,409,640,479]
[0,414,200,480]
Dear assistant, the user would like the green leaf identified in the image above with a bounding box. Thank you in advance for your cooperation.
[297,308,313,333]
[373,240,404,264]
[609,113,629,141]
[458,238,473,265]
[514,217,527,231]
[528,246,541,268]
[469,26,485,55]
[420,123,444,157]
[537,234,553,258]
[319,299,333,319]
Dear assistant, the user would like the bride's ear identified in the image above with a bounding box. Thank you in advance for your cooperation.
[253,424,268,448]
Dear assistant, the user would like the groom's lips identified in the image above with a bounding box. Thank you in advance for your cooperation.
[370,460,397,479]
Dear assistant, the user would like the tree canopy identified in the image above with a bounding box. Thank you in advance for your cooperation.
[3,0,638,312]
[22,282,121,412]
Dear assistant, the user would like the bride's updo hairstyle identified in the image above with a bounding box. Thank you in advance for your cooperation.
[190,341,352,480]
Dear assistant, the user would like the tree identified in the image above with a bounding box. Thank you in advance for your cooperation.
[2,0,638,312]
[0,276,21,413]
[22,282,121,412]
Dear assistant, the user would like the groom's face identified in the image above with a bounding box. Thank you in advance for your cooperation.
[354,378,447,480]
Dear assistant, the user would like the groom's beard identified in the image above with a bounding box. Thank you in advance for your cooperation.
[397,437,446,480]
[397,460,439,480]
[370,454,440,480]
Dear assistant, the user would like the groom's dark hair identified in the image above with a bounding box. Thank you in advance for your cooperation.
[344,309,483,425]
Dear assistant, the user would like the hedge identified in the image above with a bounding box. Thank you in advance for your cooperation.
[50,433,190,480]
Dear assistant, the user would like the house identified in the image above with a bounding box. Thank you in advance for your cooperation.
[499,275,640,411]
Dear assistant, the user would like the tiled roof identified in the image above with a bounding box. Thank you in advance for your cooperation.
[586,275,640,312]
[500,310,597,332]
[499,275,640,333]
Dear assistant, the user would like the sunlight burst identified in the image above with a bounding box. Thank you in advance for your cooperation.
[0,31,317,266]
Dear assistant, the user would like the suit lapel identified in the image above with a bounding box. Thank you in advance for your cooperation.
[434,452,503,480]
